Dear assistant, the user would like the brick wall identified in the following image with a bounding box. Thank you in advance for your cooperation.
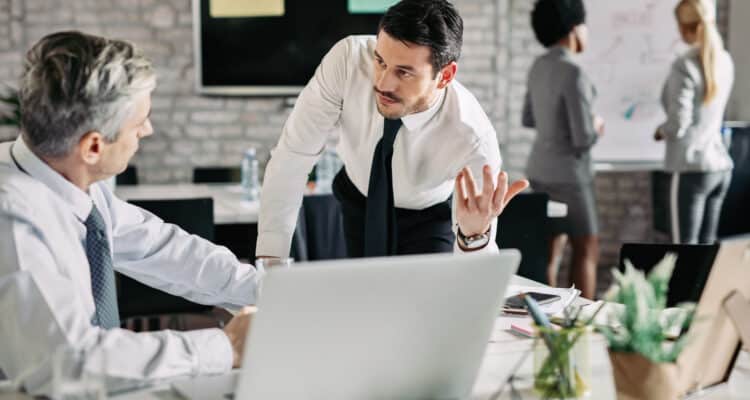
[0,0,733,295]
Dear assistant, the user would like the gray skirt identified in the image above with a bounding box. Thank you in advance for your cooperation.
[529,179,599,237]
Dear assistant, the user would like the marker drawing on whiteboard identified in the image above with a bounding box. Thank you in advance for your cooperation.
[624,103,638,120]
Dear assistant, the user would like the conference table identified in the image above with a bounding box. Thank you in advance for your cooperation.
[116,184,568,276]
[114,183,569,224]
[105,278,745,400]
[116,184,260,225]
[1,275,749,399]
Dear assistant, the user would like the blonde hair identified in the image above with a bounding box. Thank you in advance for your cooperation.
[675,0,724,104]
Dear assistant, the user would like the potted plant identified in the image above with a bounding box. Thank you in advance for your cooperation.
[0,85,20,128]
[601,254,695,400]
[0,85,20,142]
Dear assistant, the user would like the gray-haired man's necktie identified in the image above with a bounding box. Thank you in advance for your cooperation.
[85,205,120,329]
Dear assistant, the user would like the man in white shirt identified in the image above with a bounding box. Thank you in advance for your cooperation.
[257,0,529,259]
[0,31,256,395]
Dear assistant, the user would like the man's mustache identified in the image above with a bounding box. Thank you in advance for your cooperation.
[373,87,401,103]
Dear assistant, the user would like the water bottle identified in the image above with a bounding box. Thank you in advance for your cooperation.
[241,147,260,201]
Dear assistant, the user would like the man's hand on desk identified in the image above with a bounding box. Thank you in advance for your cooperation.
[223,306,257,368]
[454,165,529,237]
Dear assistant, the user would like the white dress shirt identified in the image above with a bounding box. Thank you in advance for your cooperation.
[257,35,503,257]
[0,137,259,395]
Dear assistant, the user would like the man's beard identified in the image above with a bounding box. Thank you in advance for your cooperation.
[374,87,406,119]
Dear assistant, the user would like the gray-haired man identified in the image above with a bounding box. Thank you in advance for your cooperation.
[0,31,255,395]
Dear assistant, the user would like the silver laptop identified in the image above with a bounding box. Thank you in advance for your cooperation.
[173,251,520,400]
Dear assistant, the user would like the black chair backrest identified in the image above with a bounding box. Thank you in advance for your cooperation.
[290,194,347,261]
[117,197,215,318]
[496,192,549,283]
[116,165,138,185]
[129,198,214,241]
[719,126,750,237]
[651,171,671,234]
[619,242,719,307]
[193,167,241,184]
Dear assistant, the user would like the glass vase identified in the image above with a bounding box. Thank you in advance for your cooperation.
[532,325,592,398]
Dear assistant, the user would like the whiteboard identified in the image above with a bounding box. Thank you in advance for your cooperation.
[727,0,750,121]
[577,0,687,162]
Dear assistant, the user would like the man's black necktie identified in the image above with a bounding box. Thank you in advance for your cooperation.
[85,205,120,329]
[364,118,402,257]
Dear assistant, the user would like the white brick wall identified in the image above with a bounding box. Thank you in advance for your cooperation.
[0,0,733,293]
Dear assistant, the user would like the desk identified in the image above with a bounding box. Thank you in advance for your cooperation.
[115,184,567,225]
[116,185,567,266]
[2,275,748,399]
[103,277,750,399]
[471,276,617,399]
[116,184,260,225]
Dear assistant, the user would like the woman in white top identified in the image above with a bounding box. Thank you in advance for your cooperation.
[655,0,734,244]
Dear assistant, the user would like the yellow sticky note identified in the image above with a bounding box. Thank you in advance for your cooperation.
[210,0,285,18]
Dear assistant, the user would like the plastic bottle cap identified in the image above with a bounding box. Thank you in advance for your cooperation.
[245,148,256,156]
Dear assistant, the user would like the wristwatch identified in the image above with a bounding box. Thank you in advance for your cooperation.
[457,227,491,251]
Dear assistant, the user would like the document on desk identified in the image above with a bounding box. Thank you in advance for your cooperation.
[502,285,581,317]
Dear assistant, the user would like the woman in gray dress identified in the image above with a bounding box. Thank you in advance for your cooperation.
[522,0,604,299]
[655,0,734,244]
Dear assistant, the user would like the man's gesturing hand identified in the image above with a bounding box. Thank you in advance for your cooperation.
[455,165,529,237]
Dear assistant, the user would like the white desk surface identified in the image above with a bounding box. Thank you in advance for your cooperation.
[111,276,750,400]
[594,160,664,172]
[115,183,567,224]
[1,275,748,399]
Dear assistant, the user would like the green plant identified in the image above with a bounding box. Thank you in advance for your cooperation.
[601,254,695,363]
[0,85,20,127]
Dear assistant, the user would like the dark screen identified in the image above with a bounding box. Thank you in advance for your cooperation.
[618,243,720,307]
[199,0,383,89]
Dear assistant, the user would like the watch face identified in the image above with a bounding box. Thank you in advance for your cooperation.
[462,233,490,249]
[457,228,492,250]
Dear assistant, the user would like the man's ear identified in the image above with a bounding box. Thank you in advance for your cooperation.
[78,131,105,166]
[436,61,457,89]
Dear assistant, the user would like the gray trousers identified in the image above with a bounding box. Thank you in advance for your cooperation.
[669,170,732,244]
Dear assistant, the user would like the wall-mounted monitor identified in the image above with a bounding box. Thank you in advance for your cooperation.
[192,0,398,96]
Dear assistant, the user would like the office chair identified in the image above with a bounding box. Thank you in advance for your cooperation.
[651,171,671,235]
[619,242,719,307]
[191,166,253,260]
[117,197,217,331]
[496,192,550,284]
[116,165,138,185]
[289,193,347,261]
[192,166,242,184]
[718,126,750,237]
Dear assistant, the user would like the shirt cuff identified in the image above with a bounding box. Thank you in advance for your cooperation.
[186,329,233,375]
[255,231,292,259]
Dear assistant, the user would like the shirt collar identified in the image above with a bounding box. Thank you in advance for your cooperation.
[548,45,573,60]
[11,136,93,222]
[401,87,446,132]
